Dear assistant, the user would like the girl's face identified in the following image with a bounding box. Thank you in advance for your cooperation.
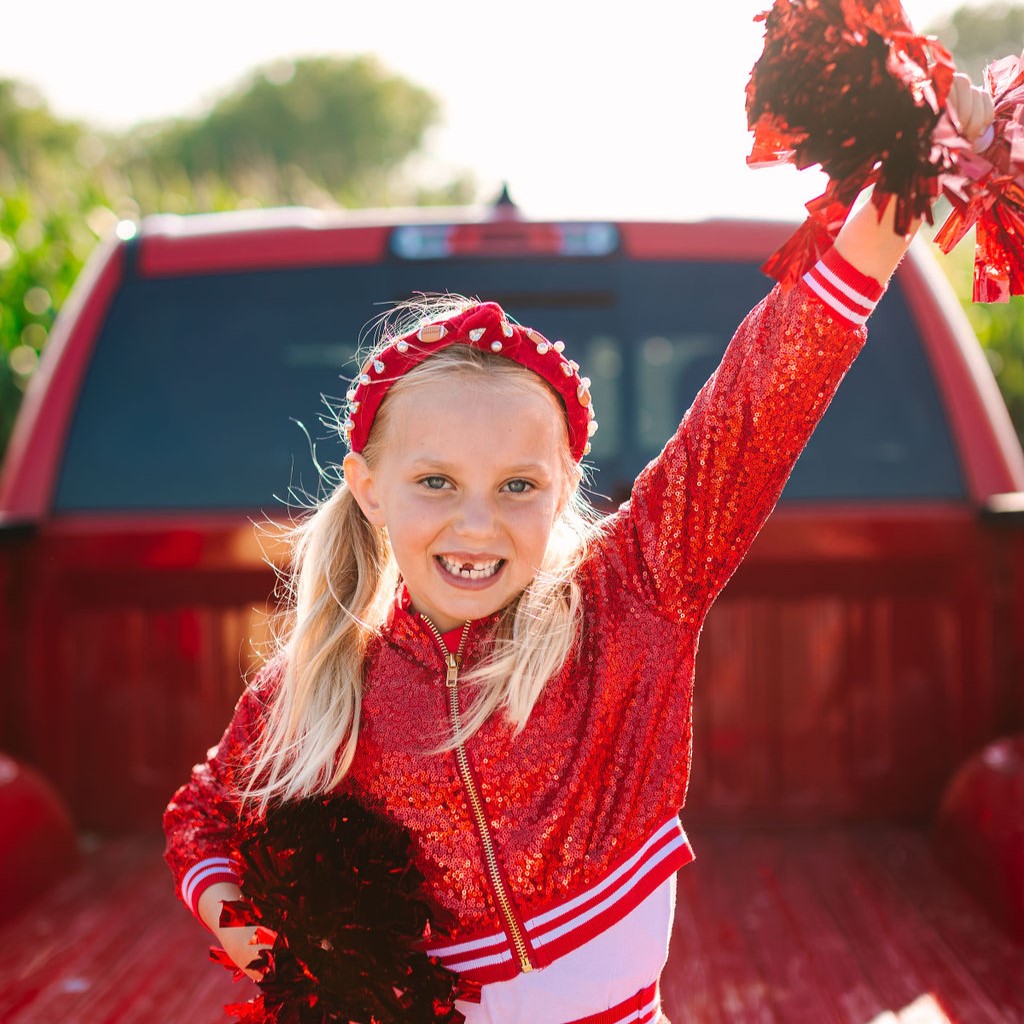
[344,372,572,633]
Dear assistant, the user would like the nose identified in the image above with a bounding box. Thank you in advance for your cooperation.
[454,492,499,539]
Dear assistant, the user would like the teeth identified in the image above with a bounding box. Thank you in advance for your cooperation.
[438,555,502,580]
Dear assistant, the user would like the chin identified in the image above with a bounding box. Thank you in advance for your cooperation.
[446,592,513,626]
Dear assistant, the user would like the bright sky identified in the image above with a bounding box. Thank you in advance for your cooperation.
[1,1,972,220]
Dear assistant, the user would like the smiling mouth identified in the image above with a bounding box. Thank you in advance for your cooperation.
[436,555,505,580]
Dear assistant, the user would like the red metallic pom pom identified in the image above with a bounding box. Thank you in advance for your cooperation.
[747,0,956,286]
[213,794,471,1024]
[935,52,1024,302]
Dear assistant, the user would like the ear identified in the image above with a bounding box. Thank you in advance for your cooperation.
[343,452,386,527]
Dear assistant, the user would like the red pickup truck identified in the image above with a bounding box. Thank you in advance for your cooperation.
[1,205,1022,1022]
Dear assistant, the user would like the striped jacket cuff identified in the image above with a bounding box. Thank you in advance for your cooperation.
[180,856,240,921]
[801,247,886,328]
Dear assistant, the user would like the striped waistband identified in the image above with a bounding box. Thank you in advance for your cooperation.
[563,980,660,1024]
[428,815,694,983]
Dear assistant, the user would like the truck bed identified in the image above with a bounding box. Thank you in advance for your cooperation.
[1,826,1021,1024]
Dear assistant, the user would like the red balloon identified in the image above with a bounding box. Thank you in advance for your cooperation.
[934,735,1024,940]
[0,752,79,923]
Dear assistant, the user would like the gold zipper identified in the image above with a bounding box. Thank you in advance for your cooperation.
[420,615,534,974]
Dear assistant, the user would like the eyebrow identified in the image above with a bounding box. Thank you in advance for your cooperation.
[408,458,552,476]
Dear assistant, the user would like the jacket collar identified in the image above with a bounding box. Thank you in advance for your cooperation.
[380,583,500,668]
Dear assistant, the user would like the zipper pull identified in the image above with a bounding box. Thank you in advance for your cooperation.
[445,653,459,687]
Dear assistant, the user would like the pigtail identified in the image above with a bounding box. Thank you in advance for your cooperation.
[243,482,397,810]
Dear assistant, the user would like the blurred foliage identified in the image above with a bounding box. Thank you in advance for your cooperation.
[925,4,1024,445]
[939,236,1024,445]
[926,3,1024,81]
[0,80,84,174]
[0,188,101,449]
[966,301,1024,444]
[128,57,442,206]
[0,83,109,451]
[0,57,474,458]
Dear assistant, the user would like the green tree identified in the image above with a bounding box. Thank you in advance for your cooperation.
[0,58,472,458]
[0,80,84,177]
[129,56,442,208]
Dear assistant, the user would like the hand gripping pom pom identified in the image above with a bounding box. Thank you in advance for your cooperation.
[746,0,957,286]
[935,51,1024,302]
[211,794,477,1024]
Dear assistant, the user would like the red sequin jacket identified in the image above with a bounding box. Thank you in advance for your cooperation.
[163,250,883,985]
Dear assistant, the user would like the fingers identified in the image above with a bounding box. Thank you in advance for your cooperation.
[217,924,273,981]
[948,71,995,144]
[966,84,995,141]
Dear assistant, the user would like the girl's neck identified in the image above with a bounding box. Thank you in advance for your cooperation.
[395,585,472,651]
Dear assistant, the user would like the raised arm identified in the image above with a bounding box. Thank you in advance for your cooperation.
[597,75,993,626]
[597,248,877,625]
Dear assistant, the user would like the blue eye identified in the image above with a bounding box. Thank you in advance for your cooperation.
[504,479,532,494]
[422,475,448,490]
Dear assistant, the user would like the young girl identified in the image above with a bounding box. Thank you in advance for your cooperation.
[164,79,993,1024]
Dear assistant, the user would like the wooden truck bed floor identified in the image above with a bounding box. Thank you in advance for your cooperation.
[1,825,1021,1024]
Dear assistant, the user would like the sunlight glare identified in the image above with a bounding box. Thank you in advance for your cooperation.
[867,994,951,1024]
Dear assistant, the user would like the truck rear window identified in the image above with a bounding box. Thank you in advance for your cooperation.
[54,255,964,512]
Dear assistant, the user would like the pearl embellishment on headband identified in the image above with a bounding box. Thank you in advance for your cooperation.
[344,301,596,461]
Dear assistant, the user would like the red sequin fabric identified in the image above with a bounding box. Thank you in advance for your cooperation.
[164,278,868,981]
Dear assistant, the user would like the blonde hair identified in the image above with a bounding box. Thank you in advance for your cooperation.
[244,302,605,809]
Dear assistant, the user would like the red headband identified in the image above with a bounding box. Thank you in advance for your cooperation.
[343,301,597,461]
